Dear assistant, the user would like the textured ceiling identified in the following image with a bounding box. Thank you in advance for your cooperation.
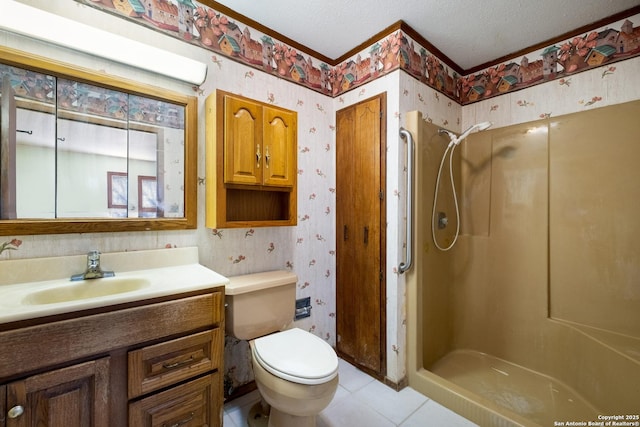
[213,0,640,70]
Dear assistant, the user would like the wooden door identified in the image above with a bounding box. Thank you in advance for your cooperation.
[6,358,110,427]
[223,95,263,185]
[336,93,386,377]
[263,106,296,187]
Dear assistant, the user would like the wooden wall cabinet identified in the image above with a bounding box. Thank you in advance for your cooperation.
[206,90,297,228]
[0,288,224,427]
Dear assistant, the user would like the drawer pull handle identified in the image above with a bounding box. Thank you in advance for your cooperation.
[265,145,270,168]
[256,144,262,168]
[162,355,195,369]
[163,412,194,427]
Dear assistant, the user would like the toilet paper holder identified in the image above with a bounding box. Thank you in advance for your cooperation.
[295,297,312,320]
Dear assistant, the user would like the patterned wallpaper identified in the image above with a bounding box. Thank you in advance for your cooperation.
[2,0,640,395]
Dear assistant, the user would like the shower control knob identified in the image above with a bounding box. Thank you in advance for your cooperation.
[437,212,448,229]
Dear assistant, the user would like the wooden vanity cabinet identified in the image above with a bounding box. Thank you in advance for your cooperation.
[0,287,224,427]
[206,90,298,228]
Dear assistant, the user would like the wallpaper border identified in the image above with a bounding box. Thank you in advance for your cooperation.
[74,1,640,105]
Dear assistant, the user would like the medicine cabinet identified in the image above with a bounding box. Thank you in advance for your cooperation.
[0,46,197,235]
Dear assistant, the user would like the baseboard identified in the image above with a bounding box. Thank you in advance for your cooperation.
[384,375,409,391]
[224,380,258,403]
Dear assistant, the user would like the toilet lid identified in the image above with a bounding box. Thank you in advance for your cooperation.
[253,328,338,385]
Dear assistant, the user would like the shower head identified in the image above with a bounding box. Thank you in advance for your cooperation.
[439,121,493,146]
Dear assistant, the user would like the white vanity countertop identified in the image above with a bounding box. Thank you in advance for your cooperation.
[0,247,229,324]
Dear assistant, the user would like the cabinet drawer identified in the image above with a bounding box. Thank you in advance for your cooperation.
[129,373,219,427]
[128,329,221,399]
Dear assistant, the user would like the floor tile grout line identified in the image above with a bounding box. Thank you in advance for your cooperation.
[350,379,431,427]
[396,398,431,426]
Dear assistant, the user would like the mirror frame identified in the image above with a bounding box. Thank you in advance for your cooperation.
[0,46,197,235]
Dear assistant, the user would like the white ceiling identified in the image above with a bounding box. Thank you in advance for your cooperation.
[214,0,640,70]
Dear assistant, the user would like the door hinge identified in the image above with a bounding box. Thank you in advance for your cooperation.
[379,270,384,281]
[379,190,384,200]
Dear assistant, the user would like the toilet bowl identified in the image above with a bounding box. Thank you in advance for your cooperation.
[251,328,338,427]
[225,271,339,427]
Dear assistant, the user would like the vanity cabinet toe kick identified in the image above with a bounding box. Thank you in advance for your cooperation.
[0,287,225,427]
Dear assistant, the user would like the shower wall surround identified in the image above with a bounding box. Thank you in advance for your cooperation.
[549,102,640,338]
[1,0,639,393]
[402,103,640,423]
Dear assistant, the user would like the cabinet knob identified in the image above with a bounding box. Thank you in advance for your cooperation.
[8,405,24,419]
[265,145,270,168]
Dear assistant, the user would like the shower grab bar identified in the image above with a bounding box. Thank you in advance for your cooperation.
[398,127,413,274]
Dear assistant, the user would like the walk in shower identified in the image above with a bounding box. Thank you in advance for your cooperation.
[403,101,640,426]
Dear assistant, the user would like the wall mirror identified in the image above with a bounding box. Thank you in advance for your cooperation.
[0,47,197,235]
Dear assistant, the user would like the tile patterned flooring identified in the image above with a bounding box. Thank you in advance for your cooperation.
[223,359,479,427]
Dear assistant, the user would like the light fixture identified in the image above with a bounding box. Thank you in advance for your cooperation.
[0,1,207,85]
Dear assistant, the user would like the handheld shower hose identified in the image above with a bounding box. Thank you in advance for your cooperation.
[432,122,492,251]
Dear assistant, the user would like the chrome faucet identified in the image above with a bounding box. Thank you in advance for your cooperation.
[70,250,115,281]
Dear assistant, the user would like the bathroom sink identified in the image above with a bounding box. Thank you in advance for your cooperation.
[0,247,230,324]
[22,277,151,305]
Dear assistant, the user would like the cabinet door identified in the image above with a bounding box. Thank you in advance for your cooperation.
[223,96,263,185]
[129,373,220,427]
[6,358,110,427]
[263,106,296,187]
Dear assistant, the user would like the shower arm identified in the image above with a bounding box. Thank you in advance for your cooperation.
[398,127,413,274]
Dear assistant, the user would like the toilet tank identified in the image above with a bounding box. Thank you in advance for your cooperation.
[225,270,297,341]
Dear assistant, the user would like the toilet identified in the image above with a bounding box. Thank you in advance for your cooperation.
[225,270,339,427]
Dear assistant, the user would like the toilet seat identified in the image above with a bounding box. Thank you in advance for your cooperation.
[252,328,338,385]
